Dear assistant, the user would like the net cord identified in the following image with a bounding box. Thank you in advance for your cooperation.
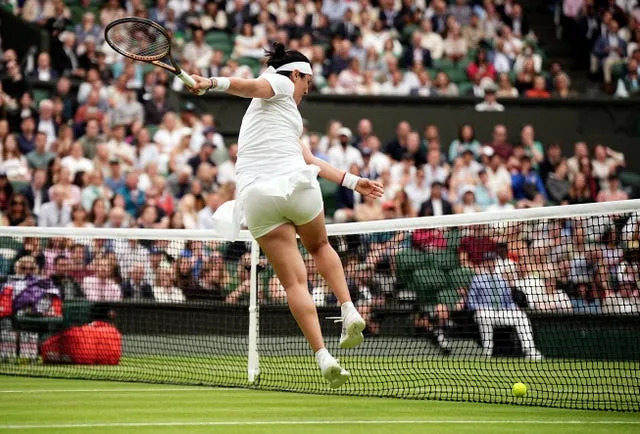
[1,199,638,241]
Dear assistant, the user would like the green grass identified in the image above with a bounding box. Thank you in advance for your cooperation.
[0,377,638,433]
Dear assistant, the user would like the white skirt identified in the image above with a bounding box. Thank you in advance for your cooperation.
[211,164,321,241]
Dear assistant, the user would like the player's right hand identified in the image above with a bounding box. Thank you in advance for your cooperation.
[356,178,384,199]
[187,75,214,94]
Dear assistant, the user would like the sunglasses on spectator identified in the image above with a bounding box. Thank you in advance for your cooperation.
[11,201,25,206]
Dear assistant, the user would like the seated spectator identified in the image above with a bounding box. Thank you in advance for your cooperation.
[467,252,543,359]
[519,125,544,166]
[338,58,364,93]
[591,144,625,190]
[334,163,362,223]
[152,264,185,303]
[495,72,519,97]
[380,69,411,95]
[475,85,505,111]
[183,28,213,70]
[188,253,228,301]
[511,156,548,202]
[597,174,629,202]
[61,142,94,178]
[82,256,121,302]
[6,193,35,227]
[67,204,93,229]
[116,171,145,216]
[217,143,237,185]
[328,128,364,172]
[431,71,459,96]
[419,181,452,217]
[615,57,640,98]
[2,134,30,183]
[546,160,571,204]
[173,251,198,297]
[448,124,481,162]
[38,185,71,227]
[50,255,83,301]
[1,60,28,100]
[26,132,55,171]
[486,124,513,161]
[403,31,433,69]
[486,187,514,212]
[21,169,48,217]
[28,52,58,82]
[467,48,496,83]
[196,192,220,230]
[553,72,576,98]
[354,194,384,222]
[88,198,109,228]
[525,75,551,98]
[568,172,594,205]
[454,185,481,214]
[592,20,627,89]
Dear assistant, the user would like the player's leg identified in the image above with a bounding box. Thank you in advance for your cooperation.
[255,223,349,387]
[296,211,366,349]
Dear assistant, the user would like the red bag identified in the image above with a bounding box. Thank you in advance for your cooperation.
[0,285,13,318]
[41,321,122,365]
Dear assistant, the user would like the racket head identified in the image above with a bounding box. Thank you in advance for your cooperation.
[104,17,172,63]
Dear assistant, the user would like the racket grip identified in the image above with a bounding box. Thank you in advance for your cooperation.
[177,71,205,96]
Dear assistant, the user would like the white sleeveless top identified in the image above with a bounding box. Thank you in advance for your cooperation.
[212,70,320,240]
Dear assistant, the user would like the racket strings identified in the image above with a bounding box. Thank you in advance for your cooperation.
[106,21,170,61]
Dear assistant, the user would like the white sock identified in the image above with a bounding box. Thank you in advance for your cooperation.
[341,301,355,316]
[315,347,331,367]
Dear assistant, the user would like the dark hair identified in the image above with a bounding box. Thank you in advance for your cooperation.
[264,42,311,77]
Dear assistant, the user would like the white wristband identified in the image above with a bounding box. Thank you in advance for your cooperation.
[341,172,360,190]
[209,77,230,92]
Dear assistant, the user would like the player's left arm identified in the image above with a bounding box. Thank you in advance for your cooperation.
[299,141,383,199]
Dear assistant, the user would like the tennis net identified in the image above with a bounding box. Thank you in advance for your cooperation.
[0,200,638,411]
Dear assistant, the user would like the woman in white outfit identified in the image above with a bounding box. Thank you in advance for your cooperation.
[188,43,384,388]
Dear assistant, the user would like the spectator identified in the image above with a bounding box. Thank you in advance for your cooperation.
[380,69,411,95]
[88,197,109,228]
[17,117,37,156]
[183,28,214,70]
[597,174,629,202]
[553,72,576,98]
[197,192,220,229]
[592,19,627,90]
[486,187,514,212]
[82,256,121,302]
[338,58,364,93]
[474,84,505,111]
[29,52,58,82]
[5,193,34,226]
[217,143,238,185]
[495,72,519,97]
[591,144,625,190]
[419,18,444,60]
[546,159,571,204]
[26,132,55,171]
[21,168,49,216]
[519,125,544,165]
[486,124,513,160]
[402,31,433,69]
[354,194,384,222]
[328,127,364,171]
[107,124,135,169]
[51,255,83,301]
[449,124,481,162]
[121,262,153,300]
[67,204,92,228]
[81,170,110,211]
[50,166,81,206]
[443,21,468,62]
[191,254,228,301]
[467,253,543,360]
[152,264,185,303]
[419,181,452,217]
[105,206,130,229]
[144,85,172,126]
[61,142,94,177]
[511,156,548,202]
[525,75,551,98]
[1,60,29,100]
[568,172,594,205]
[38,185,71,227]
[116,171,145,216]
[431,71,459,96]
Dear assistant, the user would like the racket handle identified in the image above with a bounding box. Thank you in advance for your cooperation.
[177,71,205,96]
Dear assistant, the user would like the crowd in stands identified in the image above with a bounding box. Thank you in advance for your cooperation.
[1,0,583,98]
[0,2,638,358]
[560,0,640,96]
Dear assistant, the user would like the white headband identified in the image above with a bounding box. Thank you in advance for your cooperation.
[275,61,313,75]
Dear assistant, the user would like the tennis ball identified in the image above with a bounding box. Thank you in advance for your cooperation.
[512,382,527,397]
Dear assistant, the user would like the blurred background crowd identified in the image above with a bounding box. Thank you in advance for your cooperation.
[0,0,638,325]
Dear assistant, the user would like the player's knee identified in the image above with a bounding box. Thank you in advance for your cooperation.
[306,236,330,255]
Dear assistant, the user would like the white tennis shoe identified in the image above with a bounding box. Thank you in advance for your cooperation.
[316,350,350,388]
[339,306,366,349]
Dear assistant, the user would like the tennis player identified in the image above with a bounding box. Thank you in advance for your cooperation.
[187,43,384,388]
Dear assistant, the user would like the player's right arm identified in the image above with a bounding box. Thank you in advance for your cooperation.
[187,75,275,99]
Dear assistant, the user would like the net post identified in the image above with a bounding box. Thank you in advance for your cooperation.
[247,240,260,384]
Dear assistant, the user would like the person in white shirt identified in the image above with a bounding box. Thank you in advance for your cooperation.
[424,148,449,187]
[36,99,57,148]
[485,153,512,196]
[380,69,412,95]
[61,142,95,178]
[187,42,383,389]
[38,185,71,227]
[475,86,505,112]
[390,153,417,186]
[107,124,135,169]
[327,127,364,172]
[486,187,515,212]
[217,143,238,185]
[182,28,213,70]
[420,18,444,59]
[364,135,391,179]
[153,112,186,153]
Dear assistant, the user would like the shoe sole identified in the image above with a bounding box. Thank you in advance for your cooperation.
[323,365,350,389]
[339,317,366,349]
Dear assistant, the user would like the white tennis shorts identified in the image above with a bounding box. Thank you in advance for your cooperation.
[244,182,324,239]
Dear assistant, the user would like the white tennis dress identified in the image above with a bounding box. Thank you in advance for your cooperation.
[212,70,322,240]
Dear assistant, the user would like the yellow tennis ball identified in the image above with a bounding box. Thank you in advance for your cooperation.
[512,382,527,397]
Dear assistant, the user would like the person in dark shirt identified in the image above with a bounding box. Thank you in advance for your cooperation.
[1,60,29,100]
[385,121,412,162]
[50,255,83,301]
[187,141,217,174]
[121,262,154,300]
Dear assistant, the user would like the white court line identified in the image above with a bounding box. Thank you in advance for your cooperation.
[0,387,243,393]
[0,420,639,429]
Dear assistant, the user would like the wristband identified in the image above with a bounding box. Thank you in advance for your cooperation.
[341,172,360,190]
[209,77,230,92]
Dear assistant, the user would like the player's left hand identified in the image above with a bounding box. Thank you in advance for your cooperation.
[356,178,384,199]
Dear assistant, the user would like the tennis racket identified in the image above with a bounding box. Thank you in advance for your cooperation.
[104,17,205,95]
